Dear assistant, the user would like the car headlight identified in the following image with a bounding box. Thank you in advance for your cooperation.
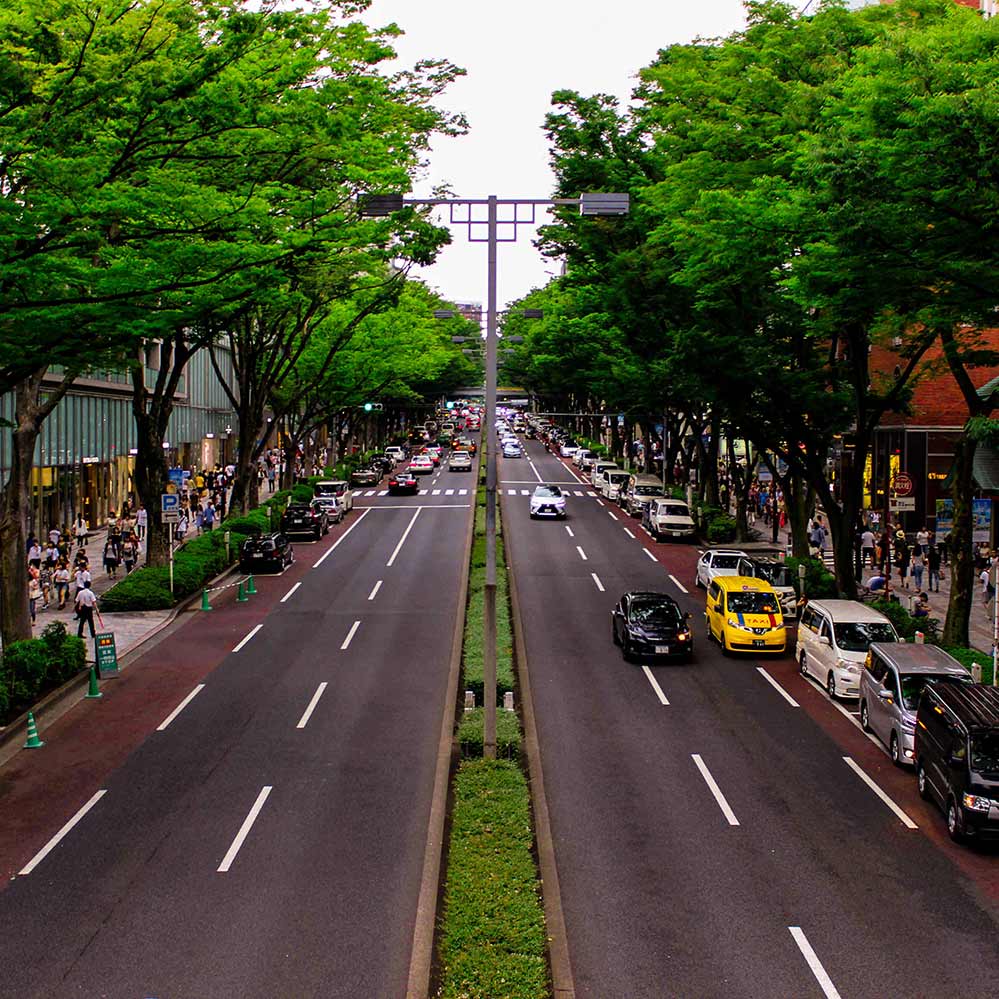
[962,793,995,813]
[727,618,748,630]
[837,660,860,674]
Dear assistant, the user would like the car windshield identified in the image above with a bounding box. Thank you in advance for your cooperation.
[755,564,792,587]
[534,486,562,498]
[727,591,780,614]
[899,673,971,711]
[711,555,740,569]
[635,486,665,496]
[971,732,999,775]
[608,473,629,483]
[630,601,682,627]
[661,504,689,516]
[833,622,896,652]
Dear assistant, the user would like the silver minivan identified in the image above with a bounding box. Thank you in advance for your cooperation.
[860,643,972,767]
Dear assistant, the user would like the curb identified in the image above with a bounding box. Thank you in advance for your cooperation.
[502,489,576,998]
[406,458,479,999]
[0,563,238,770]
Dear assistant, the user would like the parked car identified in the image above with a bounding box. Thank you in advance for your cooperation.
[559,439,579,459]
[915,681,999,843]
[796,600,898,700]
[388,470,420,495]
[529,484,567,519]
[372,453,397,473]
[350,466,381,487]
[735,555,797,617]
[622,475,665,517]
[600,470,630,503]
[643,498,696,541]
[385,445,407,463]
[239,532,294,573]
[705,576,786,655]
[860,643,972,767]
[612,591,693,662]
[280,502,329,540]
[578,451,600,471]
[449,450,473,472]
[695,549,748,589]
[313,479,353,512]
[591,461,620,489]
[312,494,344,524]
[573,448,595,469]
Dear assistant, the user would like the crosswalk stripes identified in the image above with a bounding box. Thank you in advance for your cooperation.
[574,490,584,496]
[520,489,530,496]
[445,488,454,496]
[432,489,441,495]
[364,490,376,496]
[458,489,468,496]
[508,488,517,496]
[377,490,388,496]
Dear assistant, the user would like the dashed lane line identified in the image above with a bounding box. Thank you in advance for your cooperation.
[692,754,739,826]
[157,684,206,731]
[576,546,588,561]
[789,927,843,999]
[642,665,670,705]
[842,756,918,829]
[217,786,272,873]
[591,572,605,592]
[623,527,636,539]
[232,624,262,653]
[280,581,301,603]
[564,526,575,538]
[668,574,689,594]
[367,580,383,601]
[340,620,361,650]
[643,548,657,563]
[296,683,328,729]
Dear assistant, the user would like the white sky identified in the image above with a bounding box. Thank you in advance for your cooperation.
[364,0,749,309]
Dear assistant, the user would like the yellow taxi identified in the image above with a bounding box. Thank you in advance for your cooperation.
[705,575,786,655]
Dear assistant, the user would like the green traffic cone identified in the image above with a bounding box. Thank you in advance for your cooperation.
[246,575,257,595]
[24,712,44,749]
[236,581,248,603]
[200,588,213,611]
[85,667,102,699]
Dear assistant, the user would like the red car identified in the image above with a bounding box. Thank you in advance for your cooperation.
[388,471,420,495]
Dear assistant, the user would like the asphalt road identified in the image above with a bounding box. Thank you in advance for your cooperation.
[0,450,477,999]
[502,435,999,999]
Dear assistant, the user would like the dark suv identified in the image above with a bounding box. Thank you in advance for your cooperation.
[239,533,294,573]
[915,682,999,843]
[280,502,329,540]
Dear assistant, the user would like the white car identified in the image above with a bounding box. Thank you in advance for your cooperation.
[591,461,619,489]
[502,441,523,458]
[560,442,579,459]
[529,484,567,519]
[449,451,473,471]
[313,479,353,513]
[573,448,594,468]
[409,455,435,475]
[601,471,631,502]
[385,446,406,464]
[694,549,748,589]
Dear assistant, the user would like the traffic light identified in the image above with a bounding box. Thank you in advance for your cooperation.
[362,402,383,413]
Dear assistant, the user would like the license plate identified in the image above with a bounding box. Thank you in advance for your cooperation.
[292,519,304,524]
[753,639,766,648]
[655,645,670,654]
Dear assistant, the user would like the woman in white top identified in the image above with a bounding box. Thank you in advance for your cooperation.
[73,515,89,547]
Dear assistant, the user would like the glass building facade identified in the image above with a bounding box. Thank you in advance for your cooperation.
[0,348,238,535]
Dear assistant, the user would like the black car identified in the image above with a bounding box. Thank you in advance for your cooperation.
[239,532,294,573]
[388,470,419,495]
[612,591,694,662]
[350,466,381,487]
[372,453,396,474]
[280,502,329,540]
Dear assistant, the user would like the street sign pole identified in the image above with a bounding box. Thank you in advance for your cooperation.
[169,521,174,595]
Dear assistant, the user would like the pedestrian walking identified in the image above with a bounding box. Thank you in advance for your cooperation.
[122,536,138,575]
[54,561,71,608]
[809,517,828,557]
[981,565,995,606]
[176,511,189,542]
[915,526,930,556]
[73,514,89,547]
[897,541,911,589]
[927,545,941,593]
[74,564,92,596]
[202,501,216,532]
[911,549,925,591]
[48,525,61,547]
[38,563,52,609]
[267,464,276,493]
[136,504,147,540]
[103,539,120,579]
[28,574,42,624]
[75,582,99,639]
[27,539,42,571]
[861,527,875,567]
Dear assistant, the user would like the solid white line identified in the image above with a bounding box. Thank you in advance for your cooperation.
[19,789,108,875]
[232,624,262,653]
[842,756,918,828]
[623,527,636,539]
[296,682,328,729]
[340,620,361,650]
[576,545,588,561]
[280,581,301,603]
[313,507,371,567]
[357,504,470,510]
[367,580,383,601]
[668,574,689,594]
[564,525,575,538]
[643,548,657,562]
[789,927,843,999]
[157,684,206,731]
[386,508,422,567]
[217,786,273,872]
[757,667,800,707]
[591,572,605,592]
[528,459,544,482]
[692,754,740,826]
[641,665,669,705]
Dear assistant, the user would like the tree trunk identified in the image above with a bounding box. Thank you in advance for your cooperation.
[787,473,811,558]
[229,407,266,516]
[702,423,720,507]
[941,433,977,648]
[132,410,172,568]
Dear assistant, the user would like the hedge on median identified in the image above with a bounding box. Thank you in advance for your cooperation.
[1,622,86,726]
[435,759,550,999]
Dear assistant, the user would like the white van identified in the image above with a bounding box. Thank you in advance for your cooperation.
[601,470,631,502]
[796,600,899,700]
[591,461,619,489]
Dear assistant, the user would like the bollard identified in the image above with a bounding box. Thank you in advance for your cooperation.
[85,667,102,699]
[236,581,248,603]
[23,712,44,749]
[914,631,924,644]
[464,690,475,712]
[200,588,213,611]
[246,575,257,596]
[503,691,515,712]
[972,662,983,683]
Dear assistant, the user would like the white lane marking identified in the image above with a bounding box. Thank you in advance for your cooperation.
[386,508,422,567]
[232,624,263,653]
[296,682,328,729]
[623,527,636,539]
[19,789,109,875]
[280,581,301,603]
[842,756,918,829]
[367,580,383,601]
[358,503,470,510]
[641,665,670,705]
[756,667,800,707]
[445,488,455,496]
[668,574,689,594]
[377,489,388,496]
[606,509,617,520]
[432,489,442,496]
[520,489,530,496]
[313,508,371,567]
[576,546,588,561]
[789,927,843,999]
[564,526,575,538]
[594,497,604,506]
[528,459,544,482]
[458,488,468,495]
[691,754,740,826]
[364,490,376,497]
[218,786,273,872]
[340,620,362,650]
[561,461,586,485]
[591,572,605,592]
[157,684,206,731]
[508,489,517,496]
[573,490,584,496]
[643,548,657,562]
